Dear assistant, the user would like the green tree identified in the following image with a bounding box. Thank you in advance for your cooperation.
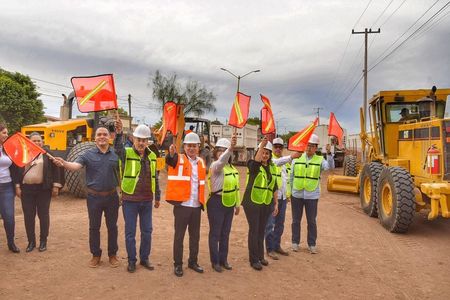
[280,131,297,143]
[247,116,261,126]
[0,68,45,132]
[87,107,128,118]
[150,70,216,117]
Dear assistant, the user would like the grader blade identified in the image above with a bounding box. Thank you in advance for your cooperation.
[327,175,359,193]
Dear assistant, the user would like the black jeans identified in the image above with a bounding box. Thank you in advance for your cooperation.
[173,205,201,266]
[21,184,52,243]
[206,194,234,265]
[86,193,119,257]
[291,197,318,247]
[243,200,271,264]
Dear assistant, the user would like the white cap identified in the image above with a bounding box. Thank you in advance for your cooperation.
[272,137,284,145]
[133,124,151,138]
[308,134,320,145]
[183,132,201,144]
[258,141,273,151]
[215,138,231,149]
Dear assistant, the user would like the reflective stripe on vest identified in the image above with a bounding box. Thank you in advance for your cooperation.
[292,154,323,192]
[121,147,156,194]
[221,164,240,207]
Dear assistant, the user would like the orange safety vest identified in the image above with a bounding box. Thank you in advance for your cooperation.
[166,154,206,204]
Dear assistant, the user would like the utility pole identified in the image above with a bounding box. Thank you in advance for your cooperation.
[313,107,323,125]
[127,94,132,119]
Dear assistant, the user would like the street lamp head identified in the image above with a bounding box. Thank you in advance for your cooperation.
[254,70,261,73]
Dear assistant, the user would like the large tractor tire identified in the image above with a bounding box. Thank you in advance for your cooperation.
[343,155,357,177]
[377,167,416,233]
[359,162,384,217]
[65,142,96,198]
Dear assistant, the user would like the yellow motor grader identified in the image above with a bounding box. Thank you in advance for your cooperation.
[328,86,450,233]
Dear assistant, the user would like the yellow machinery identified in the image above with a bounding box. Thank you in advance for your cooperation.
[328,87,450,233]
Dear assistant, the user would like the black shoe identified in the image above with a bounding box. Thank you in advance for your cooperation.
[140,260,155,270]
[38,241,47,252]
[221,262,232,270]
[212,263,223,273]
[174,265,183,277]
[8,243,20,253]
[26,241,36,253]
[250,262,263,271]
[127,262,136,273]
[260,258,269,266]
[188,263,204,273]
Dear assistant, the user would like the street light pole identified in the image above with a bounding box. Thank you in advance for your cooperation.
[220,67,260,93]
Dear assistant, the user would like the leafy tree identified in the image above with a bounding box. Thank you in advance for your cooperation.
[0,68,45,132]
[87,107,128,118]
[247,116,261,126]
[150,70,216,117]
[280,131,297,143]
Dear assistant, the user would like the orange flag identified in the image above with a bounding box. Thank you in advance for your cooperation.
[228,92,251,128]
[328,112,344,146]
[71,74,118,113]
[288,118,319,152]
[260,94,275,134]
[159,101,178,143]
[3,133,46,167]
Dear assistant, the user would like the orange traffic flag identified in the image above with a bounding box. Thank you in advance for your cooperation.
[228,92,251,128]
[260,94,275,134]
[328,112,344,146]
[159,101,178,143]
[71,74,118,113]
[3,132,46,167]
[288,118,319,152]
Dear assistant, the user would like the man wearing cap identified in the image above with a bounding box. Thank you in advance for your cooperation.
[114,118,161,273]
[290,134,334,254]
[399,108,413,122]
[166,132,206,277]
[265,137,300,260]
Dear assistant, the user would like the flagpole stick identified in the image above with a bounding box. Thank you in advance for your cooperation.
[45,152,55,160]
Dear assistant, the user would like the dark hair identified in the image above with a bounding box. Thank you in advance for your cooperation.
[0,123,6,132]
[254,147,272,164]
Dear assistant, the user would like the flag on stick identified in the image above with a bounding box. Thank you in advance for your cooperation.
[328,112,344,146]
[71,74,118,113]
[159,101,178,143]
[288,118,319,152]
[3,133,46,167]
[260,94,275,134]
[228,92,251,128]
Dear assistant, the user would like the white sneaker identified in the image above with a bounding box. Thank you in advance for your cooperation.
[292,243,300,252]
[308,245,318,254]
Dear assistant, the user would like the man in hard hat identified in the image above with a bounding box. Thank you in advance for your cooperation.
[166,132,206,277]
[265,137,300,260]
[290,134,334,254]
[114,119,160,273]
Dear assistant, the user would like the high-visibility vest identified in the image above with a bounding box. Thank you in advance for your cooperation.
[286,162,292,198]
[166,154,206,204]
[208,164,240,207]
[292,153,323,192]
[246,164,276,205]
[271,154,282,190]
[121,147,156,195]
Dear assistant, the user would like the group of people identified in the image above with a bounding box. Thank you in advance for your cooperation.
[0,118,334,276]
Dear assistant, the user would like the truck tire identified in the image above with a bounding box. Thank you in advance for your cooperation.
[65,142,96,198]
[377,167,416,233]
[343,155,357,177]
[359,162,384,217]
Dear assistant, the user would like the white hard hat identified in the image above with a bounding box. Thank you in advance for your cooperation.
[272,137,284,145]
[258,141,273,151]
[308,134,320,145]
[215,138,231,149]
[133,124,151,138]
[184,132,201,144]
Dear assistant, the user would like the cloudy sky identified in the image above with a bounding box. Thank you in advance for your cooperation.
[0,0,449,134]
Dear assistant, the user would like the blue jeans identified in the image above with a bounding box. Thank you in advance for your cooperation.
[0,182,15,245]
[122,200,153,263]
[291,197,318,247]
[265,198,287,252]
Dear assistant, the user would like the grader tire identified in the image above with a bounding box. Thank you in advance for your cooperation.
[359,162,384,217]
[377,167,416,233]
[343,155,357,177]
[65,142,96,198]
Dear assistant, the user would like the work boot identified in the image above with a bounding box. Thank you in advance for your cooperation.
[292,243,300,252]
[8,243,20,253]
[275,247,289,256]
[250,262,263,271]
[38,241,47,252]
[109,255,120,268]
[174,265,183,277]
[308,245,318,254]
[127,262,136,273]
[267,251,279,260]
[212,263,223,273]
[89,256,101,268]
[26,241,36,253]
[188,262,204,273]
[140,260,155,270]
[221,261,232,270]
[260,258,269,266]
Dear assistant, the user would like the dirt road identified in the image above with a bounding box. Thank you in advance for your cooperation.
[1,167,450,299]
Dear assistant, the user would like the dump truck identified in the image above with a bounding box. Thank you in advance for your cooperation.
[328,86,450,233]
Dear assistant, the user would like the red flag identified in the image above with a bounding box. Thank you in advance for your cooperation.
[71,74,118,113]
[328,112,344,146]
[228,92,251,128]
[159,101,178,143]
[3,133,46,167]
[288,118,319,152]
[260,94,275,134]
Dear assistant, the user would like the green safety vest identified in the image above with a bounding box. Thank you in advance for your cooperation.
[271,154,283,191]
[121,147,157,195]
[292,154,323,192]
[246,164,276,205]
[208,164,240,207]
[286,162,292,198]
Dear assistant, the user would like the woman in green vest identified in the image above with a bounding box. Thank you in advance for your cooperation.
[207,134,240,273]
[242,137,278,271]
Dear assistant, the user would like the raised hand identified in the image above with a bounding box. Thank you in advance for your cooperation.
[169,144,176,157]
[115,118,123,134]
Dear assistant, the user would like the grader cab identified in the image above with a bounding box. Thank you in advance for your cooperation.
[328,87,450,233]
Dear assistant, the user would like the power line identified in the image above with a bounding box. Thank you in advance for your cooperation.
[379,0,408,28]
[334,75,364,112]
[370,0,394,28]
[411,6,450,41]
[31,77,71,89]
[353,0,374,28]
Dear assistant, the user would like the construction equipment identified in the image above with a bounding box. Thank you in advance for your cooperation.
[327,86,450,233]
